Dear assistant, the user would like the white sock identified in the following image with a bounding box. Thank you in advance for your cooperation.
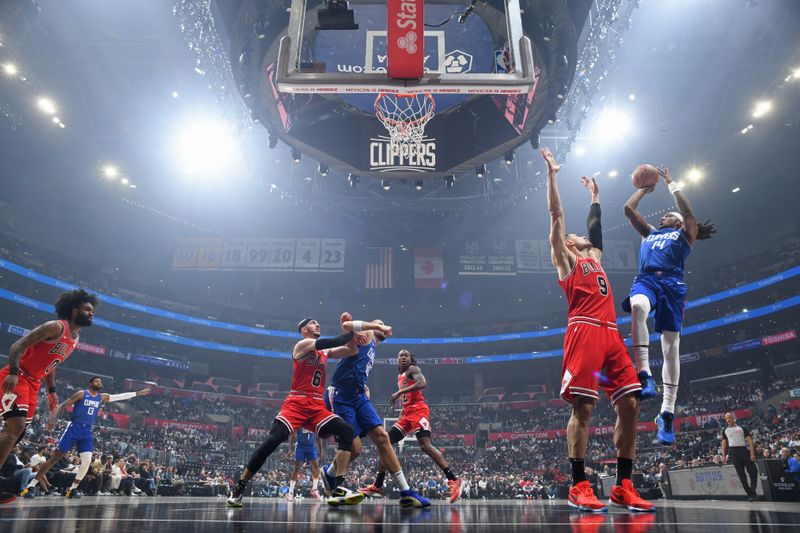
[312,477,319,490]
[630,294,652,375]
[660,331,681,413]
[392,469,410,491]
[289,480,296,496]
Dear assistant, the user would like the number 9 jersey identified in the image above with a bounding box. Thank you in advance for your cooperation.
[557,256,641,405]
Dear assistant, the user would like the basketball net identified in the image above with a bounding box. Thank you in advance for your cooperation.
[374,92,435,149]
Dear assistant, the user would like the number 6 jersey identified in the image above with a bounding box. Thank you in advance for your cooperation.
[289,349,329,399]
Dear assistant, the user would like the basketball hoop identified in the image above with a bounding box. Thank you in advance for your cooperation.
[374,92,435,147]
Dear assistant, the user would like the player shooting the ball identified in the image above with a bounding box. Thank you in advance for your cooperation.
[622,165,715,446]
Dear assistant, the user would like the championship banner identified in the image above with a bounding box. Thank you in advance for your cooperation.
[457,239,517,276]
[387,0,424,79]
[414,247,444,288]
[515,239,541,273]
[602,240,638,271]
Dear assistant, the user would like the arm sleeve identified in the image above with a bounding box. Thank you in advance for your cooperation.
[742,426,751,438]
[107,392,137,402]
[586,203,603,251]
[314,331,355,351]
[720,430,728,442]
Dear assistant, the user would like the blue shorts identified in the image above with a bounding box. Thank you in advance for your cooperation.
[57,422,93,453]
[624,273,687,333]
[324,388,382,439]
[294,445,318,464]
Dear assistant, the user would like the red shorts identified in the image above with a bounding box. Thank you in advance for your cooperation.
[275,395,339,434]
[0,367,40,423]
[560,320,641,405]
[393,403,431,437]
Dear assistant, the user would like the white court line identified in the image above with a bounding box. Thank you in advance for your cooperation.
[0,518,797,527]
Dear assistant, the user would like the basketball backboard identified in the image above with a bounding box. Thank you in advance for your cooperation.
[276,0,535,94]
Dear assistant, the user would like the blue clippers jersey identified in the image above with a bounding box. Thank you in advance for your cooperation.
[71,390,102,426]
[638,227,692,278]
[296,429,316,449]
[330,339,376,396]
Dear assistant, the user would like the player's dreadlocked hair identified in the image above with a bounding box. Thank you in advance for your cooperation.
[55,289,99,320]
[697,219,716,240]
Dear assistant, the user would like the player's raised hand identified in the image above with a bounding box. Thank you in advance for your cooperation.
[2,374,17,394]
[540,147,560,173]
[580,175,599,200]
[340,311,353,328]
[657,165,672,183]
[138,388,151,397]
[354,333,369,346]
[47,413,58,431]
[379,324,393,337]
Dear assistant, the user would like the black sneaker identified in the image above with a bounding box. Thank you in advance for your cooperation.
[65,489,83,499]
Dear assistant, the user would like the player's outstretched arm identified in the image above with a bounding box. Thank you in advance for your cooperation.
[326,337,361,360]
[341,319,392,338]
[48,390,84,430]
[623,187,656,238]
[541,147,575,278]
[293,331,355,359]
[658,166,701,245]
[581,176,603,262]
[101,388,150,403]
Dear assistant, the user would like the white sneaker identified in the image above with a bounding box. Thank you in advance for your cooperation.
[327,487,365,507]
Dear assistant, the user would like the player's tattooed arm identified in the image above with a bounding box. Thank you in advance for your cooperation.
[7,321,64,372]
[541,147,575,278]
[623,187,656,238]
[390,366,426,405]
[48,390,84,430]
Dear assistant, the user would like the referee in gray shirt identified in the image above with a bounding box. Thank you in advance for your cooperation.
[721,412,758,501]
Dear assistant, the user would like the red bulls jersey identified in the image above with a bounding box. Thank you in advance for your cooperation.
[19,320,78,380]
[558,256,617,324]
[290,349,329,399]
[398,370,426,409]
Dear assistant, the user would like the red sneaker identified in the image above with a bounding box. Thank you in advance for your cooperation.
[448,479,462,503]
[608,479,655,512]
[568,481,607,513]
[310,489,320,500]
[358,484,385,498]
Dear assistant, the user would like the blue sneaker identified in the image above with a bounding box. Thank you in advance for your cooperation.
[321,464,336,497]
[655,411,675,446]
[399,489,431,508]
[638,371,657,400]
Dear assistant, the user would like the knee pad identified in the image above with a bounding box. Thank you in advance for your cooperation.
[387,426,405,445]
[320,417,355,452]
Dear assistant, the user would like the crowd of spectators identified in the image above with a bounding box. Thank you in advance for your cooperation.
[4,371,798,500]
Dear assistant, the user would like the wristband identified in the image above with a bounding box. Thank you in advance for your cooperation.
[8,367,18,376]
[48,386,56,394]
[667,182,681,195]
[352,320,364,332]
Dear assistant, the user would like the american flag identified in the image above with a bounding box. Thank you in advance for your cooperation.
[365,247,394,289]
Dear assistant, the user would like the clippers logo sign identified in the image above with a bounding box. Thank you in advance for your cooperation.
[388,0,424,79]
[369,136,437,172]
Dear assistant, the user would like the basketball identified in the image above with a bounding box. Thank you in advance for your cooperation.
[631,164,660,189]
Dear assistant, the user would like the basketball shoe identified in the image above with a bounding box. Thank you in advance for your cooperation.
[608,479,655,512]
[327,487,365,507]
[448,479,462,503]
[65,488,82,499]
[568,480,607,512]
[399,489,431,508]
[655,411,675,446]
[358,484,385,497]
[638,372,657,400]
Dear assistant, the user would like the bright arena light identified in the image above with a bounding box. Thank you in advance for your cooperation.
[102,165,119,179]
[792,67,800,79]
[174,120,239,176]
[752,100,772,118]
[592,108,633,142]
[36,97,57,115]
[3,63,17,76]
[573,146,586,156]
[608,170,619,177]
[732,187,741,193]
[686,167,704,182]
[121,177,130,185]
